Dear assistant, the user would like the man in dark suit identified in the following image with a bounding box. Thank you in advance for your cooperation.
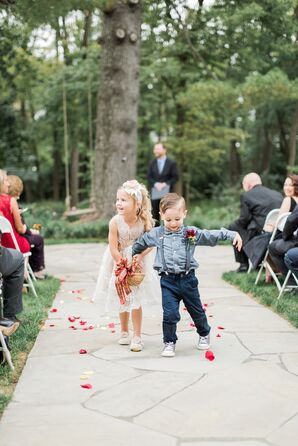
[147,143,179,225]
[229,172,283,272]
[268,204,298,276]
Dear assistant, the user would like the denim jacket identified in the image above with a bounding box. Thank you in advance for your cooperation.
[132,225,237,274]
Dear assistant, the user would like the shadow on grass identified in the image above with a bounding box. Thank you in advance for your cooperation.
[223,271,298,330]
[0,277,60,416]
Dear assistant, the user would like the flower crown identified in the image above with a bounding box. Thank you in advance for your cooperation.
[122,180,143,205]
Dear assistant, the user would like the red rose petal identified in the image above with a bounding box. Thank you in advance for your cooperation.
[182,307,187,311]
[80,321,87,325]
[88,325,94,330]
[68,316,76,322]
[74,316,80,320]
[83,328,88,331]
[80,383,92,389]
[205,350,215,361]
[217,326,225,330]
[203,303,208,307]
[79,349,87,354]
[49,324,55,327]
[108,322,115,329]
[190,323,195,327]
[216,333,221,338]
[50,308,58,313]
[69,326,77,330]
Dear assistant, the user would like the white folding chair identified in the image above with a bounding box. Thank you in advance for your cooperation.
[0,216,38,298]
[247,208,280,273]
[278,270,298,299]
[255,212,291,291]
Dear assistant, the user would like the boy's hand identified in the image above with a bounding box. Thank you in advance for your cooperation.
[133,254,143,264]
[233,233,242,251]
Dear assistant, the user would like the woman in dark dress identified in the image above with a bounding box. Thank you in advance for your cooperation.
[244,174,298,277]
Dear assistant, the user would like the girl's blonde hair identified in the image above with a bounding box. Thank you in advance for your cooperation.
[120,179,154,231]
[8,175,23,198]
[0,169,7,194]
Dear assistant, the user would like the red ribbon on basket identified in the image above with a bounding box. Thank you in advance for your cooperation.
[114,258,138,305]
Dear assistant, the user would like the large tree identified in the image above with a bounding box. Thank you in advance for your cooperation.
[94,0,141,218]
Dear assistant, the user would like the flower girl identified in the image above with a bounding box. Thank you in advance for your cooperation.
[93,180,157,352]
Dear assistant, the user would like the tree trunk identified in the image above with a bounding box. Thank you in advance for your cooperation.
[260,126,272,174]
[94,0,141,218]
[229,141,242,185]
[70,147,79,207]
[52,127,61,201]
[288,102,298,167]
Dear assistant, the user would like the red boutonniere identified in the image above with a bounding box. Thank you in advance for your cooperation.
[185,228,197,245]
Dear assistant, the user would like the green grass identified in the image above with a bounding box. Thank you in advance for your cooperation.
[0,277,60,416]
[223,271,298,329]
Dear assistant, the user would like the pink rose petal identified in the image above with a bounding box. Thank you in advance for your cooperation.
[190,323,196,327]
[68,316,76,322]
[79,349,87,354]
[182,307,187,311]
[205,350,215,361]
[88,325,94,330]
[80,383,92,389]
[80,321,87,325]
[108,322,115,329]
[216,333,221,338]
[217,326,225,330]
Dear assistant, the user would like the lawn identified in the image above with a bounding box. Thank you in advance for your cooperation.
[0,277,60,416]
[223,271,298,329]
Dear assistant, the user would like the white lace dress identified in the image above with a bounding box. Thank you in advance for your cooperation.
[92,215,160,314]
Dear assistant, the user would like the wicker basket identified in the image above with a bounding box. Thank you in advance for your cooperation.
[127,271,145,286]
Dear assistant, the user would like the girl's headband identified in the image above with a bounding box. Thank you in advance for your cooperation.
[122,180,143,205]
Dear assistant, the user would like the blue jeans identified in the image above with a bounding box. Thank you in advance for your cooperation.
[284,248,298,277]
[160,271,210,343]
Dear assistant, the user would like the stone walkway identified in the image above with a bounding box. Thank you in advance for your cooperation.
[0,243,297,446]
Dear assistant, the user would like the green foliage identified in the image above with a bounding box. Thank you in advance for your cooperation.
[223,271,298,329]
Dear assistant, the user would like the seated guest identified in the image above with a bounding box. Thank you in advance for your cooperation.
[0,169,30,255]
[268,203,298,277]
[244,174,298,273]
[0,235,24,330]
[229,172,283,272]
[284,247,298,281]
[8,175,46,279]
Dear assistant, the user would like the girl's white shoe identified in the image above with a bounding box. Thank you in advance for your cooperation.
[130,336,144,352]
[118,332,130,345]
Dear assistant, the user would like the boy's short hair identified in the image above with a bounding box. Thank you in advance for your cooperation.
[8,175,23,198]
[159,193,186,213]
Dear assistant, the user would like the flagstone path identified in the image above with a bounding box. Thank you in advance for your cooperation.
[0,243,297,446]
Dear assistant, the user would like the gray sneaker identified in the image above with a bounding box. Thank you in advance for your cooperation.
[161,342,175,357]
[198,333,210,350]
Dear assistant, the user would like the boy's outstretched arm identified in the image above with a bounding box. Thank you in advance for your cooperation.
[196,227,238,246]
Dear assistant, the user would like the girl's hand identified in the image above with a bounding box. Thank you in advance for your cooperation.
[133,254,143,264]
[233,233,242,251]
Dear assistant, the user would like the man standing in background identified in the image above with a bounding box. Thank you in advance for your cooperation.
[147,143,179,225]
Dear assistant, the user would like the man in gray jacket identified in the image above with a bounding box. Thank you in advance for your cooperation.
[229,172,283,272]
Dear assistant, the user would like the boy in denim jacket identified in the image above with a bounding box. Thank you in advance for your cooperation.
[132,193,242,357]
